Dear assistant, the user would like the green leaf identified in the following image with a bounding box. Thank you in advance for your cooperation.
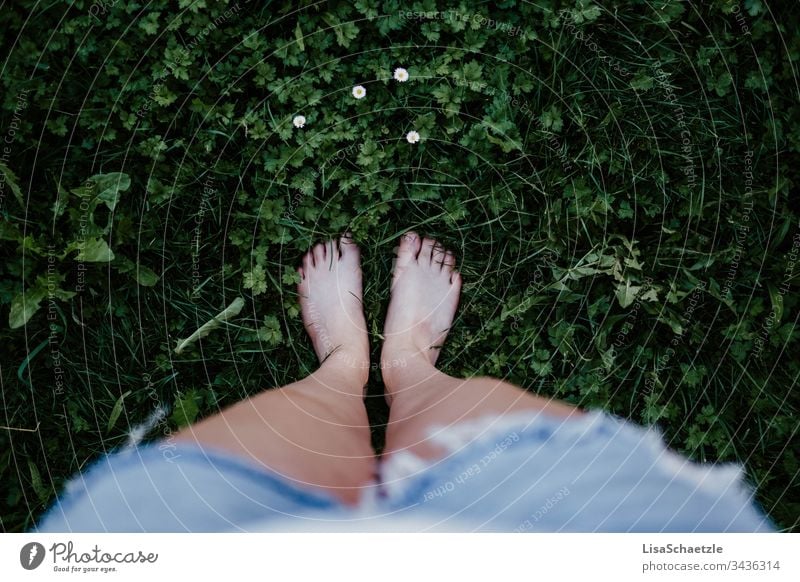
[629,73,654,91]
[107,390,132,433]
[712,71,732,97]
[322,14,359,47]
[572,1,602,23]
[28,460,50,506]
[73,172,131,210]
[154,86,178,107]
[282,265,301,285]
[243,265,267,295]
[660,312,684,335]
[539,105,564,132]
[134,265,159,286]
[174,297,245,354]
[462,60,483,82]
[138,12,160,35]
[485,128,521,153]
[615,281,642,308]
[745,0,764,16]
[0,162,24,207]
[601,346,616,370]
[77,237,114,262]
[257,315,284,346]
[114,255,159,285]
[8,287,47,329]
[171,390,201,428]
[640,287,660,302]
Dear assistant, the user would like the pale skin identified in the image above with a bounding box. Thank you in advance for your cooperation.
[176,232,582,505]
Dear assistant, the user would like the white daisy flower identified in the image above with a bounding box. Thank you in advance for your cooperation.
[292,115,306,128]
[393,67,409,82]
[352,85,367,99]
[406,130,421,144]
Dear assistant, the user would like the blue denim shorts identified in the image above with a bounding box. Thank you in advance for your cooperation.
[36,410,775,532]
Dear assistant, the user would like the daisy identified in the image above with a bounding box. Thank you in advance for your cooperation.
[352,85,367,99]
[393,67,409,82]
[406,130,420,144]
[292,115,306,128]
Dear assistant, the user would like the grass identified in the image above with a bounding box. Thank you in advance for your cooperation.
[1,0,799,531]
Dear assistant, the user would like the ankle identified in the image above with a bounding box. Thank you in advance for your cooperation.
[381,341,421,372]
[319,348,370,387]
[380,344,439,398]
[382,331,435,361]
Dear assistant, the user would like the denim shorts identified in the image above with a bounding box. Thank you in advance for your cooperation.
[36,410,775,532]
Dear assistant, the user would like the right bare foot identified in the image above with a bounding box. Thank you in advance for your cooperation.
[381,232,462,380]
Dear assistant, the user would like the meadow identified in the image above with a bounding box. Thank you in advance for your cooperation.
[1,0,798,531]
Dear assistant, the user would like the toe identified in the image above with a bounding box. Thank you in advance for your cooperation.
[297,266,309,296]
[432,242,447,269]
[326,239,339,261]
[303,250,315,270]
[443,250,456,270]
[395,231,422,269]
[419,237,436,263]
[313,242,326,266]
[339,232,360,262]
[450,270,462,289]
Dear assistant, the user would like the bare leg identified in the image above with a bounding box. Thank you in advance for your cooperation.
[176,235,374,505]
[381,232,582,460]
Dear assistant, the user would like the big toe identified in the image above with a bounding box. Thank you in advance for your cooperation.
[339,232,360,266]
[395,231,422,270]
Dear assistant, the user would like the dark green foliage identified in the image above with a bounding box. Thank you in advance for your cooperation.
[1,0,798,531]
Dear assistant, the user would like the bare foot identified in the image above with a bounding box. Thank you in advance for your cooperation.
[381,232,461,381]
[298,234,369,382]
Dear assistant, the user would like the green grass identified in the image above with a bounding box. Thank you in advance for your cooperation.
[1,0,799,531]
